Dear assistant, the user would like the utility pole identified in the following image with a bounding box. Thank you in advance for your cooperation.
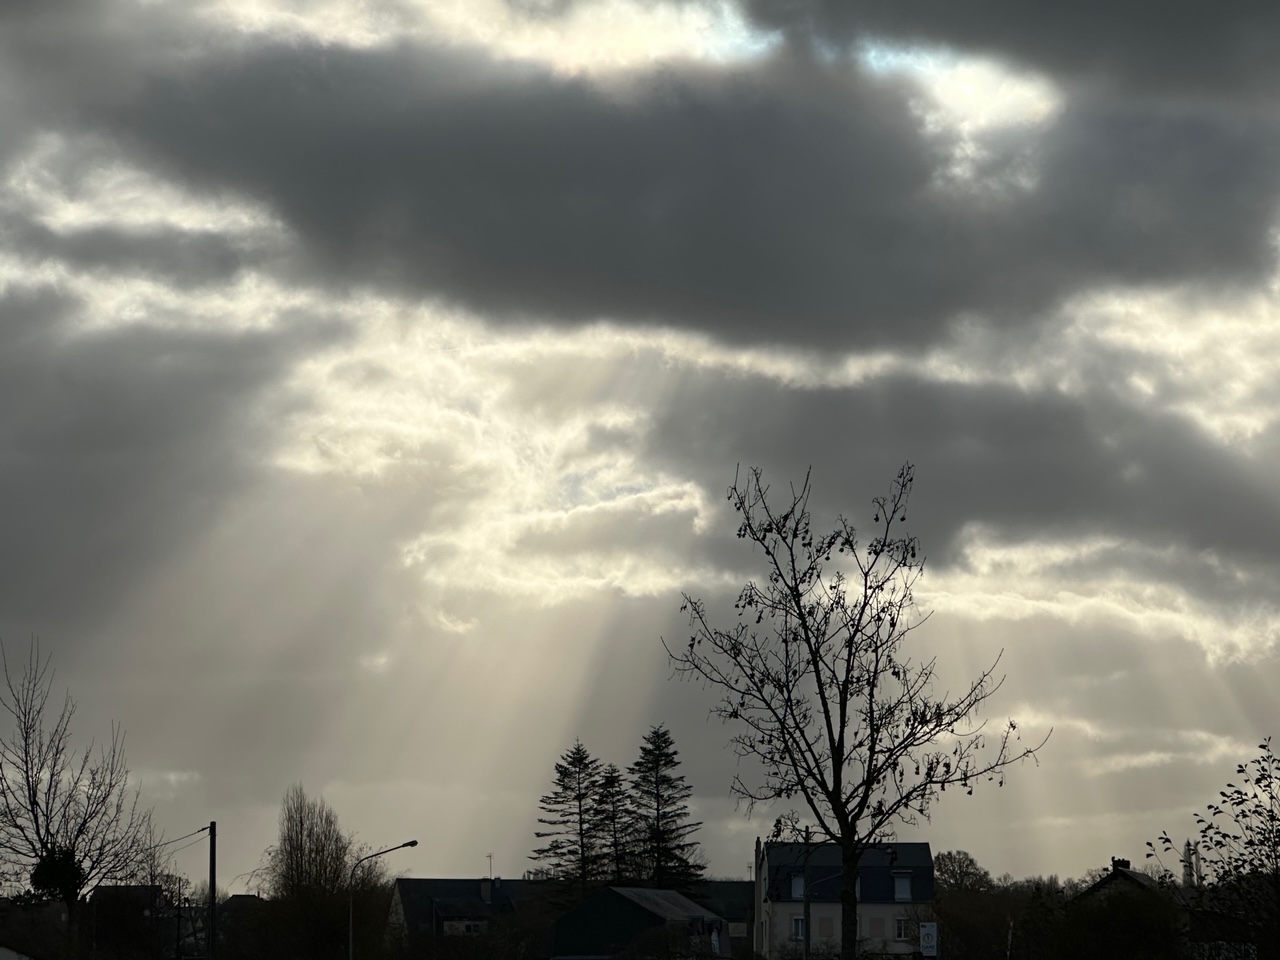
[174,878,185,960]
[208,821,217,960]
[803,826,811,960]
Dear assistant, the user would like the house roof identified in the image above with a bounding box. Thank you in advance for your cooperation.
[760,841,934,904]
[432,898,493,920]
[1118,868,1162,892]
[762,841,933,871]
[394,877,527,929]
[221,894,263,910]
[552,888,731,960]
[610,888,725,924]
[88,884,162,904]
[689,880,753,923]
[1074,866,1165,902]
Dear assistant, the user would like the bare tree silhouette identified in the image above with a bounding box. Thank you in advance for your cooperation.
[669,465,1048,959]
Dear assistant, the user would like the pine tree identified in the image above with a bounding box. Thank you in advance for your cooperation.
[531,739,603,897]
[595,763,637,884]
[627,725,704,889]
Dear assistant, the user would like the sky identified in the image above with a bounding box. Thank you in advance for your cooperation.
[2,0,1280,893]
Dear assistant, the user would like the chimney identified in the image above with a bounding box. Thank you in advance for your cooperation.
[1183,841,1195,889]
[480,879,491,904]
[1110,857,1130,873]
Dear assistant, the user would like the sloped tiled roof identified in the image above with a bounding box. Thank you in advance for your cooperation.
[689,880,753,923]
[763,841,933,871]
[394,877,527,929]
[432,897,492,920]
[611,887,725,924]
[1075,866,1165,901]
[762,841,934,904]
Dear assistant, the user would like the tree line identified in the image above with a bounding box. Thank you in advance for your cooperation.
[0,640,395,960]
[530,724,705,897]
[931,848,1230,960]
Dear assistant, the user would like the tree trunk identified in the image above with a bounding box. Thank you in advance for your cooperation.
[841,842,860,960]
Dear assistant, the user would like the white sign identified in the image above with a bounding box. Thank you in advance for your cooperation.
[920,922,938,957]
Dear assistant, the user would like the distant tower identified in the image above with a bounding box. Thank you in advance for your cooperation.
[1177,839,1198,896]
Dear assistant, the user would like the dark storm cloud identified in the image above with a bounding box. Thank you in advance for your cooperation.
[87,40,1280,349]
[641,368,1280,601]
[732,1,1280,98]
[0,283,339,641]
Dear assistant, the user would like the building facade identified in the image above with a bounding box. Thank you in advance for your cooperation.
[754,839,935,958]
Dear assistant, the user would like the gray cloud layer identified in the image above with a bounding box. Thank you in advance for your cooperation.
[86,39,1280,348]
[645,369,1280,569]
[2,0,1280,887]
[0,284,337,638]
[735,1,1280,97]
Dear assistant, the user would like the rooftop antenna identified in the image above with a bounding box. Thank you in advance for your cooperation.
[487,853,493,878]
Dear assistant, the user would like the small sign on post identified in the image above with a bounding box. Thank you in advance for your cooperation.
[920,921,939,957]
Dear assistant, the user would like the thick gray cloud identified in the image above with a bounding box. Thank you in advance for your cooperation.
[649,370,1274,550]
[642,368,1280,612]
[87,39,1280,348]
[0,284,338,639]
[733,1,1280,97]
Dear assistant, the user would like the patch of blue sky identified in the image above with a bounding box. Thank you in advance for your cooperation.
[858,39,962,77]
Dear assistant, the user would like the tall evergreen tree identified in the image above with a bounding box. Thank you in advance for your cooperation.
[594,763,637,884]
[531,739,603,897]
[627,725,704,889]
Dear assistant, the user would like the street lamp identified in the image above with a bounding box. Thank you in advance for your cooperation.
[349,839,418,960]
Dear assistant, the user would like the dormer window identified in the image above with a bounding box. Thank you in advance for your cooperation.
[894,876,912,901]
[791,875,804,899]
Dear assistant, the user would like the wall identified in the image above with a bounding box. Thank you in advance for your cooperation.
[759,902,933,958]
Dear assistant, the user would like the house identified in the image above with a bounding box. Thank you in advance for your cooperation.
[1073,857,1164,901]
[552,887,731,959]
[387,876,531,955]
[754,839,935,958]
[688,881,754,958]
[217,893,262,958]
[1073,857,1257,960]
[87,884,168,958]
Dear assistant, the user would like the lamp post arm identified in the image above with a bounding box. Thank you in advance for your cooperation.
[349,840,418,960]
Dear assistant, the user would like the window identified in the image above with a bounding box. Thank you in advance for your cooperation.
[868,917,885,938]
[894,875,912,901]
[463,922,482,935]
[895,918,911,941]
[791,917,806,941]
[818,916,834,939]
[791,874,805,899]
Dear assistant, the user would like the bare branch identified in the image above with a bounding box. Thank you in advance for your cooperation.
[0,640,150,902]
[666,464,1049,960]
